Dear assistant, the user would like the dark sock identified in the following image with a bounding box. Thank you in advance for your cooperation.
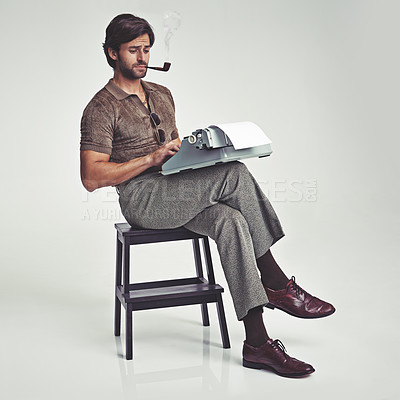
[243,306,270,347]
[256,250,289,290]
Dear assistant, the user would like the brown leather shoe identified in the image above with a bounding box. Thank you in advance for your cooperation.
[242,339,315,378]
[265,276,335,319]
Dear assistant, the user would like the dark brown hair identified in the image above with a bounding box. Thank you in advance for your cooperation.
[103,14,155,68]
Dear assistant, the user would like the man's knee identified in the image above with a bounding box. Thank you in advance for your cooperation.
[214,205,249,233]
[229,161,250,177]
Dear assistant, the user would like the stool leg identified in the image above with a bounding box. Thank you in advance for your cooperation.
[126,304,133,360]
[192,239,210,326]
[202,237,216,285]
[201,236,230,346]
[114,237,123,336]
[122,241,130,294]
[122,240,133,359]
[201,304,210,327]
[216,293,230,349]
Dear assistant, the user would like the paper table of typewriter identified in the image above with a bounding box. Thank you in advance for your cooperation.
[161,121,273,175]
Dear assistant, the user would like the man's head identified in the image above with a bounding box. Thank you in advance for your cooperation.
[103,14,155,69]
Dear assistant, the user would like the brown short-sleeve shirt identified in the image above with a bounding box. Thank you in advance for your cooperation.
[80,79,179,165]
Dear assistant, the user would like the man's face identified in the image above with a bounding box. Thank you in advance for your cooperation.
[112,34,151,80]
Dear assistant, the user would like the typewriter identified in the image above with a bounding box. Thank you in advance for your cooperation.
[161,121,273,175]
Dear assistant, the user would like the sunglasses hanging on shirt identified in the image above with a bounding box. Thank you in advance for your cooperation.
[149,112,166,145]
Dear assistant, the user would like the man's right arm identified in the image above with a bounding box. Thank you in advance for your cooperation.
[80,137,181,192]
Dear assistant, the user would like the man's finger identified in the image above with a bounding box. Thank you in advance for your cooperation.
[166,143,180,152]
[167,142,180,150]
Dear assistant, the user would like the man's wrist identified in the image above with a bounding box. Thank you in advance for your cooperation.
[143,153,154,168]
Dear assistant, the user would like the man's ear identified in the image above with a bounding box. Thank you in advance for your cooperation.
[108,47,118,61]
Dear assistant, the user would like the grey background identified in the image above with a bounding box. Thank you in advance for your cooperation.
[1,0,399,399]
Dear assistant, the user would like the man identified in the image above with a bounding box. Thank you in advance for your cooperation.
[80,13,335,378]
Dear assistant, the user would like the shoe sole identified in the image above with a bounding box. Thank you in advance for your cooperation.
[243,359,315,378]
[265,303,336,319]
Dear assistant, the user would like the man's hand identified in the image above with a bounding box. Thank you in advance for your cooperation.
[148,137,181,167]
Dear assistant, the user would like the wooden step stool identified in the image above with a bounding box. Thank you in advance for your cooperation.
[114,223,231,360]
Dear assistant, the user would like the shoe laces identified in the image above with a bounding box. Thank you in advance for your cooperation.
[271,339,288,357]
[289,276,305,298]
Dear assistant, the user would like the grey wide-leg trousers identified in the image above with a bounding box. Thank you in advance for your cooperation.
[118,161,285,321]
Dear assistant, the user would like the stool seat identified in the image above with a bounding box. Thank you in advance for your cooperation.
[114,223,230,360]
[115,223,203,244]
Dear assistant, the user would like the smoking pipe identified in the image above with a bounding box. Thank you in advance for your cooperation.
[146,62,171,72]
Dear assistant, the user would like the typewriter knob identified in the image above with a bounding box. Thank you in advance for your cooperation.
[188,134,197,144]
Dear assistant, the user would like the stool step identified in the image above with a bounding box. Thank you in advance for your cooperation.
[127,276,210,291]
[116,277,224,311]
[118,277,223,302]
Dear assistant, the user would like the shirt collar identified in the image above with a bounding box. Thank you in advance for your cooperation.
[105,79,156,101]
